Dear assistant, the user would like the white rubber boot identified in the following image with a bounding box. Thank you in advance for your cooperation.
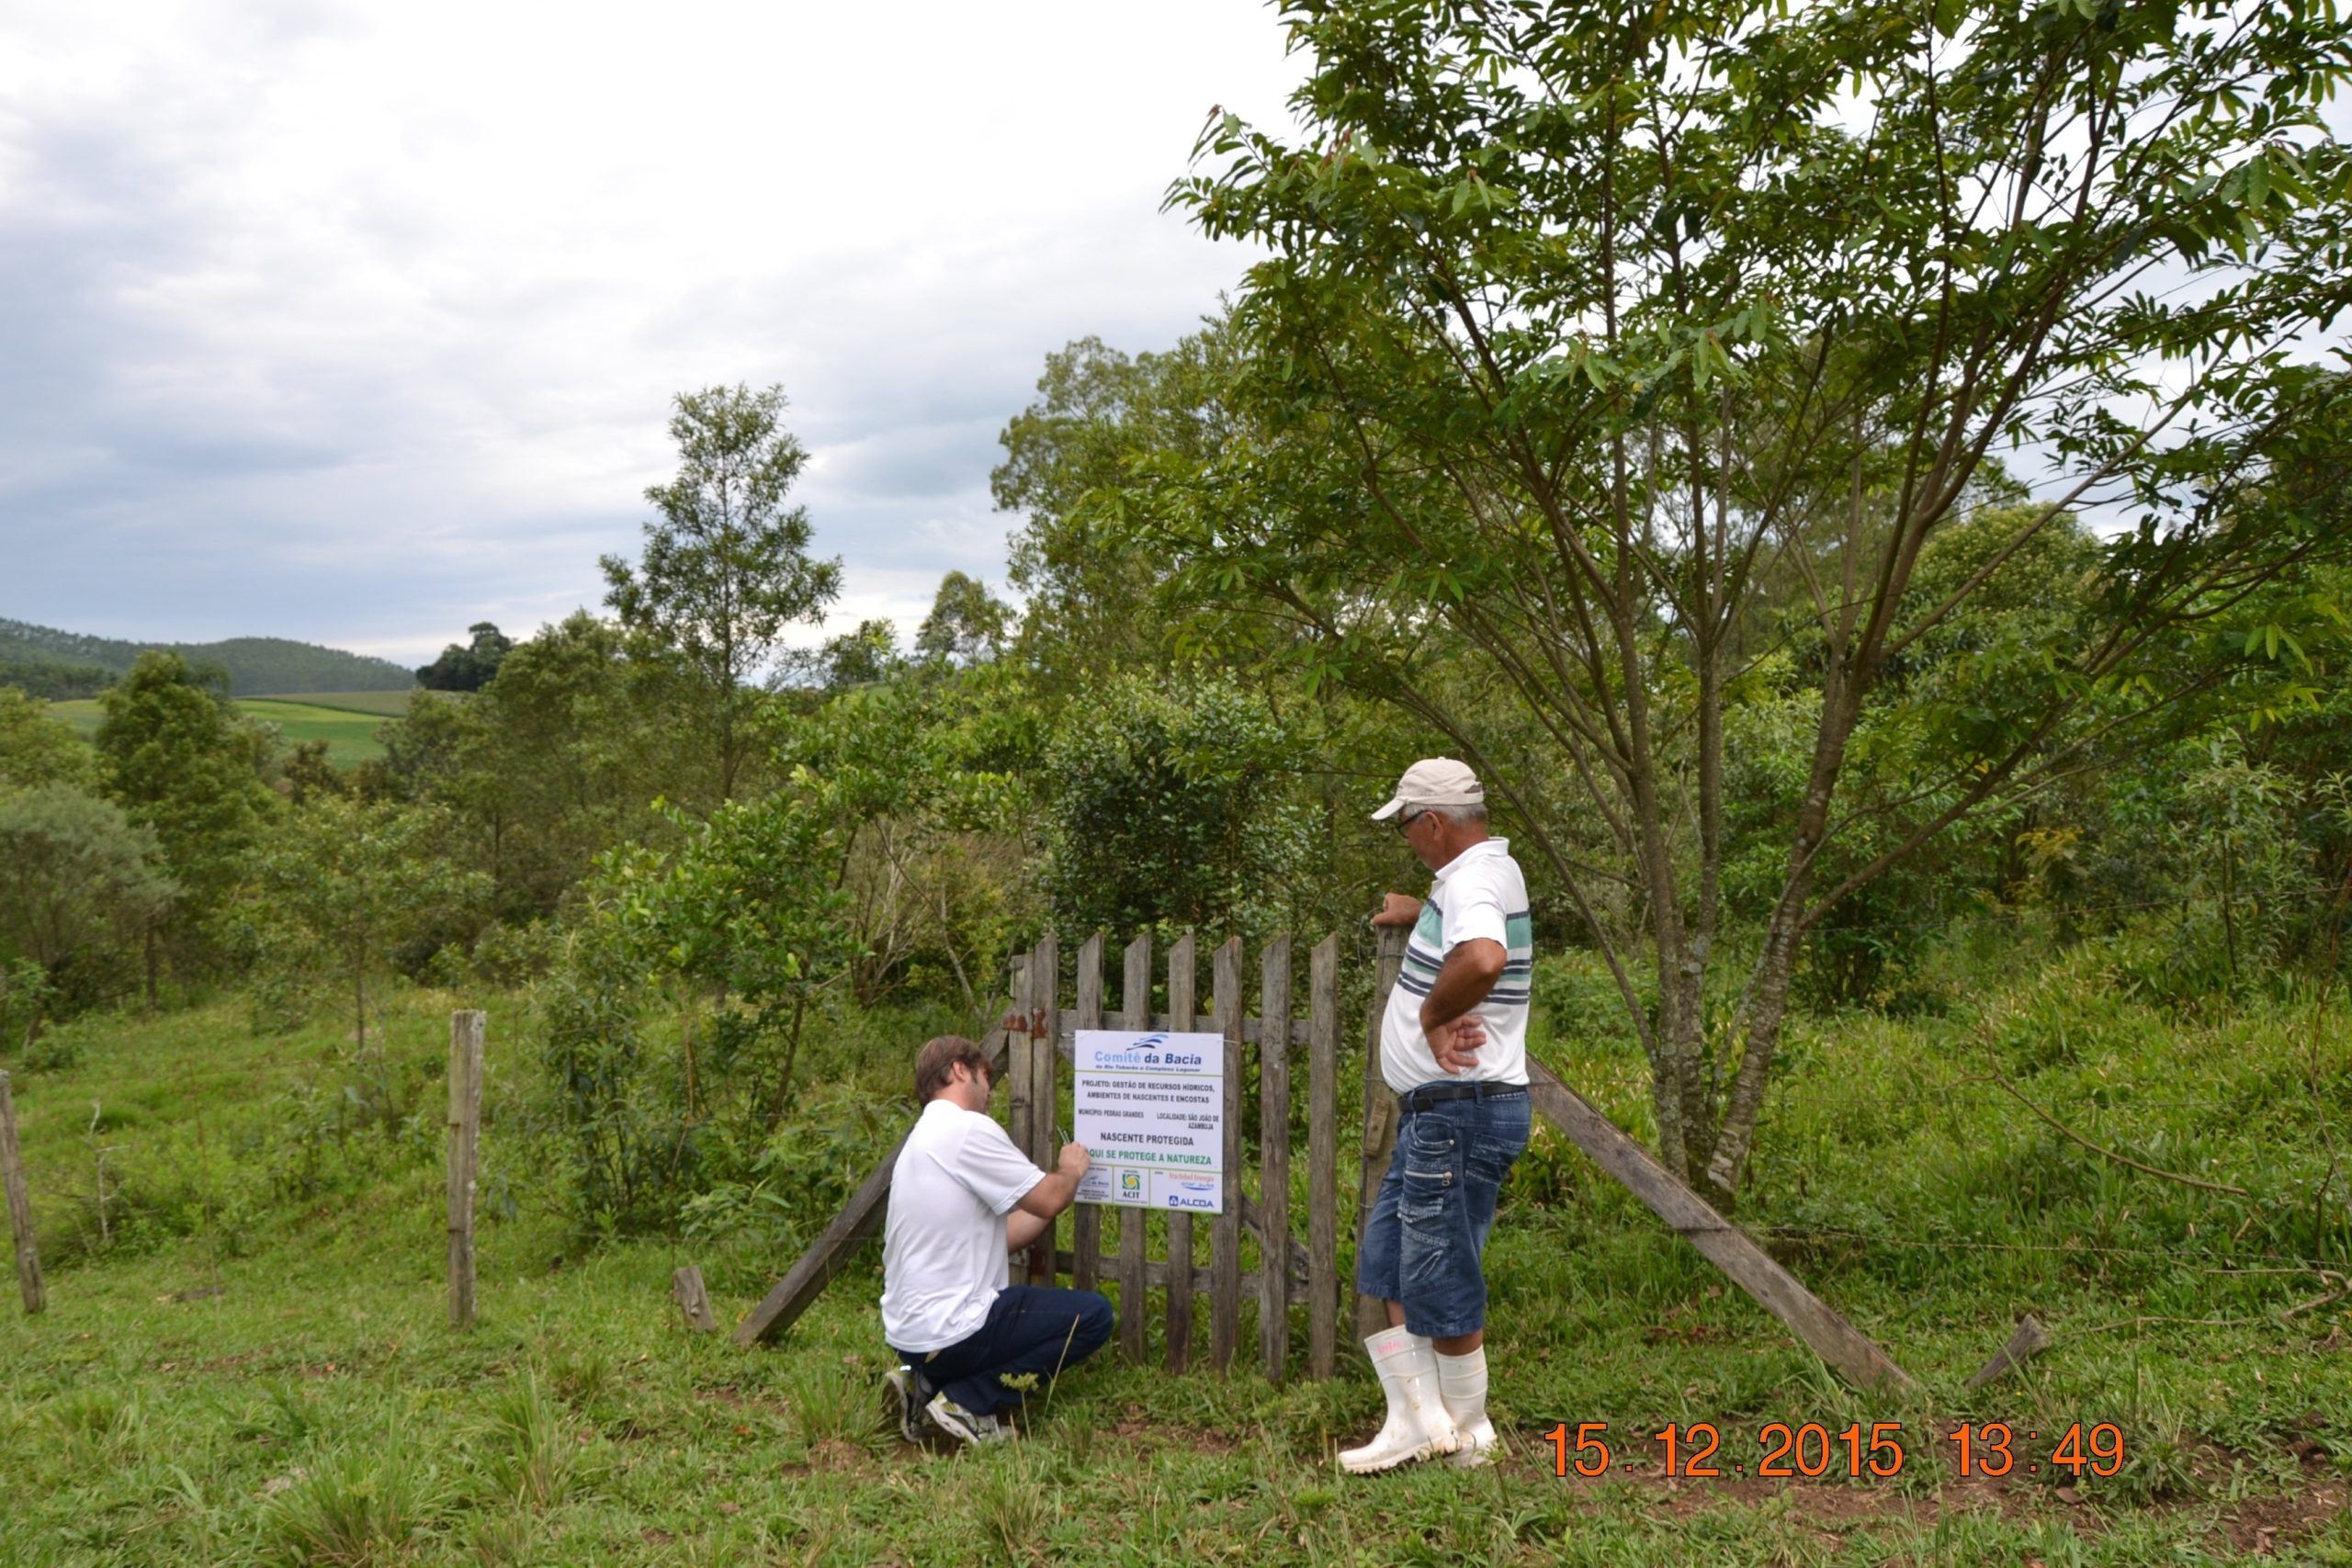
[1436,1348,1498,1468]
[1339,1327,1461,1474]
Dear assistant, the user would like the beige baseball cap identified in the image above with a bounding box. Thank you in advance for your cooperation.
[1370,757,1485,820]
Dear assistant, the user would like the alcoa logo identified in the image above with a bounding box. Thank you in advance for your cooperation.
[1167,1178,1218,1212]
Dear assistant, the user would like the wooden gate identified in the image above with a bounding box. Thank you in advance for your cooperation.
[1001,929,1354,1382]
[737,925,1912,1393]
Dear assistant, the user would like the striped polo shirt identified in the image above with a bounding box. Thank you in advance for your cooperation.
[1379,838,1534,1095]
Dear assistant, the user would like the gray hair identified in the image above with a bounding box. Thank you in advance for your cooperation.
[1429,803,1488,829]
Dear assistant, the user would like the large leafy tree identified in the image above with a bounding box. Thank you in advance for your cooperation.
[367,613,677,921]
[0,784,177,1010]
[244,795,488,1053]
[0,688,95,794]
[993,332,1243,691]
[1152,0,2352,1201]
[914,571,1013,666]
[602,384,842,801]
[415,622,513,693]
[93,651,273,982]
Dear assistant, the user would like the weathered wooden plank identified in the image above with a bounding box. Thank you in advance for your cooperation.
[446,1010,485,1329]
[1164,931,1196,1373]
[1967,1314,2051,1389]
[1351,926,1408,1339]
[1028,931,1059,1286]
[1008,957,1035,1164]
[1209,937,1244,1371]
[1257,934,1293,1383]
[1071,931,1104,1295]
[734,1029,1009,1347]
[0,1071,42,1316]
[671,1265,718,1332]
[1118,933,1152,1363]
[1306,934,1340,1378]
[1523,1060,1914,1392]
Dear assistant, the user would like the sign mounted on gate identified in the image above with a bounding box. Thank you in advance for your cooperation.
[1070,1030,1224,1213]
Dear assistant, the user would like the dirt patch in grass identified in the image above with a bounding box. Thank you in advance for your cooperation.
[1108,1404,1242,1454]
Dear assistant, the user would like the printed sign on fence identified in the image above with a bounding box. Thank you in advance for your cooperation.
[1071,1030,1224,1213]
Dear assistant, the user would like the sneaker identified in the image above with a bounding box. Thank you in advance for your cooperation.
[924,1392,1012,1446]
[883,1366,930,1444]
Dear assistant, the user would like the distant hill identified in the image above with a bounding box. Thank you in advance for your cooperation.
[0,616,415,697]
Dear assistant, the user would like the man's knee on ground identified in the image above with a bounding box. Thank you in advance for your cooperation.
[1071,1291,1114,1359]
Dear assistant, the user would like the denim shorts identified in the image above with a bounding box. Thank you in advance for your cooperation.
[1354,1087,1531,1338]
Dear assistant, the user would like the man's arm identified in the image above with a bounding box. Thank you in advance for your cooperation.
[1420,940,1504,1074]
[1012,1141,1091,1223]
[1419,938,1506,1033]
[1006,1208,1050,1251]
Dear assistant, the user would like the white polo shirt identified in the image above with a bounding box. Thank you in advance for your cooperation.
[1378,838,1534,1095]
[879,1098,1045,1352]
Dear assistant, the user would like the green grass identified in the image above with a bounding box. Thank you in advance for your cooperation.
[47,694,406,766]
[1,956,2347,1564]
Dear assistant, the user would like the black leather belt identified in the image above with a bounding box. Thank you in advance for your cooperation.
[1397,1082,1528,1115]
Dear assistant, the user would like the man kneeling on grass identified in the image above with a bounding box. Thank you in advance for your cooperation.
[880,1034,1114,1446]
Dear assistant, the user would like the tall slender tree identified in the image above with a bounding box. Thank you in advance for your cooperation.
[602,384,842,801]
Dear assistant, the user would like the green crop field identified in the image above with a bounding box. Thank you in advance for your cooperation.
[2,957,2346,1564]
[45,694,408,767]
[236,701,396,767]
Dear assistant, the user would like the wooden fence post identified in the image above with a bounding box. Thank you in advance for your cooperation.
[671,1265,718,1332]
[1072,933,1104,1294]
[1306,935,1340,1378]
[1351,926,1408,1339]
[1257,935,1293,1382]
[1026,932,1059,1285]
[447,1010,485,1329]
[1008,954,1035,1193]
[0,1071,42,1316]
[1163,931,1197,1372]
[1118,933,1152,1362]
[1209,937,1244,1371]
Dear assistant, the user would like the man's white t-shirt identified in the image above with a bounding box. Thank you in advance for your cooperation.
[879,1098,1045,1352]
[1378,837,1534,1095]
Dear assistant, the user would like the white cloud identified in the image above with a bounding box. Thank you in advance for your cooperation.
[0,0,1303,662]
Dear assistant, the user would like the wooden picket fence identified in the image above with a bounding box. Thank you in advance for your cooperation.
[1001,929,1358,1382]
[736,922,1915,1393]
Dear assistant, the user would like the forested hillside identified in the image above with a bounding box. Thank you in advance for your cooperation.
[0,616,413,697]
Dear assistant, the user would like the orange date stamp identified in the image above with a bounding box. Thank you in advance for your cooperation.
[1544,1421,2128,1481]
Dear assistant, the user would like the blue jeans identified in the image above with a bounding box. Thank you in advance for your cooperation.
[892,1286,1114,1416]
[1354,1087,1530,1338]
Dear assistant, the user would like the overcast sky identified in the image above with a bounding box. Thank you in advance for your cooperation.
[0,1,1305,665]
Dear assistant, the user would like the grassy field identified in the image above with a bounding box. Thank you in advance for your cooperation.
[0,949,2346,1564]
[254,692,418,717]
[47,691,413,767]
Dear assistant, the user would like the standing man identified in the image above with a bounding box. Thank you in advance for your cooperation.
[1343,758,1532,1473]
[880,1034,1114,1446]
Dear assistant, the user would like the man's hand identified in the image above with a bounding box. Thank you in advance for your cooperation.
[1056,1142,1091,1180]
[1427,1014,1487,1076]
[1372,892,1422,928]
